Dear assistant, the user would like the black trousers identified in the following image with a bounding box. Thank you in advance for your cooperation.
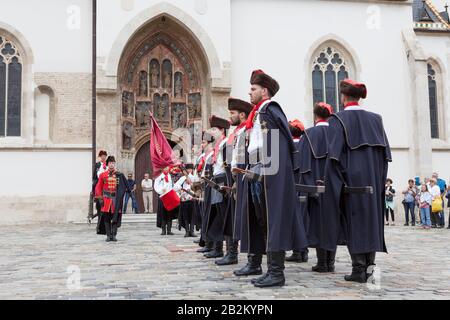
[250,179,268,247]
[181,200,194,231]
[431,212,440,226]
[103,213,117,238]
[385,208,394,222]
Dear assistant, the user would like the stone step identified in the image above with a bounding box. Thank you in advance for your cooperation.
[121,213,156,224]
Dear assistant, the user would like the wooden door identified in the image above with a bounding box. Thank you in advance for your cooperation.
[134,139,183,213]
[134,141,155,213]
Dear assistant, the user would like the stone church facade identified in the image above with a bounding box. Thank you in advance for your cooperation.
[0,0,449,223]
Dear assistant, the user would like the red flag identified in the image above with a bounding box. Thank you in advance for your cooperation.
[150,114,180,178]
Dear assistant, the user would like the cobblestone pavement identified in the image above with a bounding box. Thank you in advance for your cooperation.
[0,216,449,300]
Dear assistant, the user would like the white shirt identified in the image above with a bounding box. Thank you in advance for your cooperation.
[141,179,153,192]
[315,121,329,127]
[97,161,107,178]
[231,126,246,169]
[174,174,195,201]
[154,172,174,196]
[247,99,271,154]
[344,105,363,111]
[429,185,441,198]
[213,139,227,176]
[201,151,214,178]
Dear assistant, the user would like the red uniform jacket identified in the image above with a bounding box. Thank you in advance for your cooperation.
[95,170,120,213]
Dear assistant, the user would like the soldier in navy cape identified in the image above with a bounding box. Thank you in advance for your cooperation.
[284,119,310,264]
[202,116,230,259]
[230,99,265,278]
[324,79,392,283]
[196,132,216,254]
[240,70,308,287]
[296,103,338,273]
[215,98,254,266]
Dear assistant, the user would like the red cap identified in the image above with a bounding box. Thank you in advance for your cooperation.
[317,102,333,114]
[289,119,305,132]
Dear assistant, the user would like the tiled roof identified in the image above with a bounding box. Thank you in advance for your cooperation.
[413,0,450,30]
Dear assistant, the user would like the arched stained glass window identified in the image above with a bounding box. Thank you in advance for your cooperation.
[428,63,439,139]
[312,46,350,112]
[0,36,22,137]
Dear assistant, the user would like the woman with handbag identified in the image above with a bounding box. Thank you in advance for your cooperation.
[429,178,442,228]
[385,178,396,226]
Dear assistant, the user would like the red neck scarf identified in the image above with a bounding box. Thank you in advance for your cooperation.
[102,161,106,169]
[344,101,360,109]
[163,172,169,182]
[212,135,226,164]
[197,154,206,173]
[245,98,269,130]
[227,122,246,145]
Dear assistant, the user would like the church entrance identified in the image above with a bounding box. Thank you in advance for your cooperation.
[117,14,210,212]
[134,139,184,213]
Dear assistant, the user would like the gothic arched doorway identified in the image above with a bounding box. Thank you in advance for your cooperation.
[117,14,210,199]
[134,139,183,213]
[118,15,208,154]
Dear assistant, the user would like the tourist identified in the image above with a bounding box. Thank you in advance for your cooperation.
[418,184,432,229]
[385,178,395,226]
[402,179,418,226]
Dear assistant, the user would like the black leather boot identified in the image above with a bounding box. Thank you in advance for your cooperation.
[111,223,118,242]
[312,248,328,272]
[344,254,367,283]
[365,252,376,281]
[254,251,286,288]
[197,241,213,253]
[160,221,166,235]
[184,226,190,238]
[216,238,238,265]
[204,241,224,258]
[196,236,204,246]
[167,220,174,235]
[189,223,197,237]
[104,217,112,242]
[285,250,302,263]
[234,254,263,276]
[251,253,270,284]
[301,249,309,263]
[327,250,337,272]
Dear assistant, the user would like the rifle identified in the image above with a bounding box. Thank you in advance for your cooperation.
[201,177,230,194]
[87,192,99,224]
[231,167,263,182]
[181,188,201,200]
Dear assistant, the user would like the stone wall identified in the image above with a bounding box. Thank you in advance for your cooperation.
[34,72,92,144]
[0,195,89,225]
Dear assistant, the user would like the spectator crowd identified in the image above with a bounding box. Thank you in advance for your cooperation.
[385,172,450,229]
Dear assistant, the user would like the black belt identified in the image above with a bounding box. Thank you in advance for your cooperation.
[103,191,116,197]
